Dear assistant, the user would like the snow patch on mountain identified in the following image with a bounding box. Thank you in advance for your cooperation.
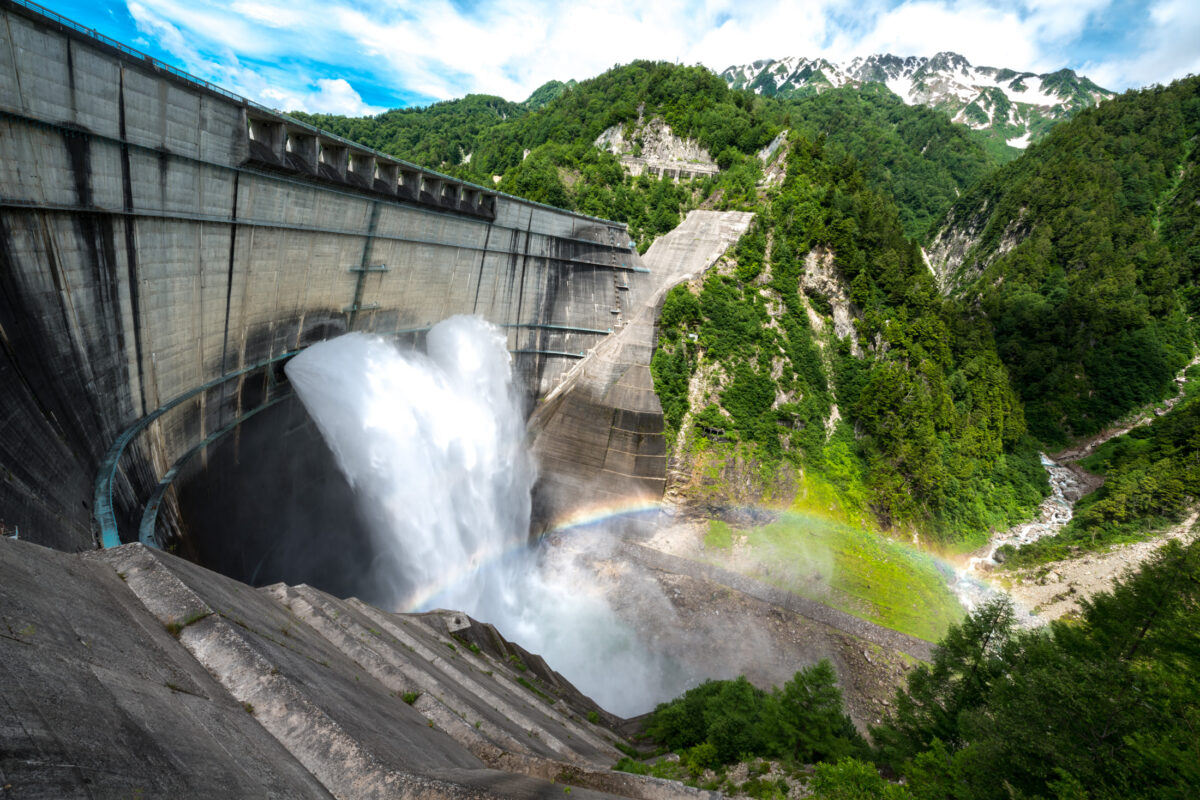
[721,52,1113,149]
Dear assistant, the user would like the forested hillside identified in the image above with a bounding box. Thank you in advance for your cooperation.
[777,83,998,240]
[869,540,1200,800]
[290,61,1000,248]
[653,135,1044,542]
[292,94,524,177]
[932,76,1200,443]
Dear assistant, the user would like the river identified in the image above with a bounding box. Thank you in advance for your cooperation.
[951,355,1199,619]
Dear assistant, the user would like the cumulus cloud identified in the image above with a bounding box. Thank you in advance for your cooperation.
[117,0,1196,114]
[259,78,386,116]
[1083,0,1200,89]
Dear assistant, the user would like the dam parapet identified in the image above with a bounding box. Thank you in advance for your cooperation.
[0,0,644,553]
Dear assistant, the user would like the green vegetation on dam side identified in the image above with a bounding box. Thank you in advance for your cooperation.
[654,75,1198,556]
[653,134,1045,544]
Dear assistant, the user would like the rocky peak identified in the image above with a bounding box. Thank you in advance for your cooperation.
[720,52,1113,151]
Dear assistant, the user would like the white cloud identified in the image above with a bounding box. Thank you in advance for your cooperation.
[1083,0,1200,89]
[835,2,1044,69]
[229,1,309,28]
[121,0,1193,113]
[303,78,385,116]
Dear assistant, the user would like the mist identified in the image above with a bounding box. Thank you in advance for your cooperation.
[284,317,686,716]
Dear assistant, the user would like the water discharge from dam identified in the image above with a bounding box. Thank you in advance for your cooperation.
[285,317,677,716]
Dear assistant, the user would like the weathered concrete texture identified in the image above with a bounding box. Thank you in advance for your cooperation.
[0,0,642,553]
[1,535,718,799]
[530,211,754,530]
[0,536,332,798]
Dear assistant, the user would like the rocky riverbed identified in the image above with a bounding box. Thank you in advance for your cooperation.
[953,355,1200,622]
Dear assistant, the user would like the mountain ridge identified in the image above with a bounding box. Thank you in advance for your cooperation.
[721,51,1112,153]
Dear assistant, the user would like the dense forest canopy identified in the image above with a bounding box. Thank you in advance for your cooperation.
[291,94,525,176]
[779,83,997,240]
[291,61,1002,247]
[937,76,1200,444]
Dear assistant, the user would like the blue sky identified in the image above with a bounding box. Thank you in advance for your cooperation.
[46,0,1200,115]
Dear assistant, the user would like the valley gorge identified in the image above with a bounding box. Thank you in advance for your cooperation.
[1,3,1198,797]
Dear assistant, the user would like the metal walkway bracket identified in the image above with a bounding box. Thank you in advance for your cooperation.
[502,323,612,335]
[510,349,587,359]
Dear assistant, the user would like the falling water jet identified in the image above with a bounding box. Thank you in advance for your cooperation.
[284,317,681,715]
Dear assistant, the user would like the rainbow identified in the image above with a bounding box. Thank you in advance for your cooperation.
[543,497,665,534]
[396,497,664,613]
[397,540,532,613]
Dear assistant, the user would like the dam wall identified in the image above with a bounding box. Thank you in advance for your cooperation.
[0,0,642,554]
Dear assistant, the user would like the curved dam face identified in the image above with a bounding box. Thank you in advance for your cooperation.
[0,1,643,559]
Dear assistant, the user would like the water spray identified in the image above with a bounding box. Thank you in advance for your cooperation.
[285,317,680,715]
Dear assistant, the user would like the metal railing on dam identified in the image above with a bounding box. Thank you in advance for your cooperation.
[0,0,647,553]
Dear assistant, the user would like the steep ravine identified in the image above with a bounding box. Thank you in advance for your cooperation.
[953,355,1200,621]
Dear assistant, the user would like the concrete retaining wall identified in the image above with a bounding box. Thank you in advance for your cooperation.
[0,0,642,553]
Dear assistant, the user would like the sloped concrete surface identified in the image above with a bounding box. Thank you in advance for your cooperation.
[530,211,754,529]
[0,536,717,799]
[0,536,331,798]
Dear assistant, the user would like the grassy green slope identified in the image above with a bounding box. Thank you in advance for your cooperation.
[705,513,962,642]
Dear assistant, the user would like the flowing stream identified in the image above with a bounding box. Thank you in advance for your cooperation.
[952,355,1199,615]
[951,454,1086,613]
[284,317,679,715]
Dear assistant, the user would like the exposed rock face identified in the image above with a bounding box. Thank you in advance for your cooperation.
[926,202,1028,294]
[594,117,720,181]
[801,248,859,354]
[926,204,988,292]
[756,130,790,187]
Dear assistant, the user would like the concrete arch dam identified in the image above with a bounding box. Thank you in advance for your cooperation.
[0,0,644,584]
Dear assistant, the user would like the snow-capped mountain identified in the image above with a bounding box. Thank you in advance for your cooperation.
[721,52,1113,150]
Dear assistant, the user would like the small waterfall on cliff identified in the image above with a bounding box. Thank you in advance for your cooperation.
[285,317,671,715]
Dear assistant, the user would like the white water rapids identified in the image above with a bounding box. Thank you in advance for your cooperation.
[284,317,673,716]
[952,356,1199,617]
[951,454,1086,614]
